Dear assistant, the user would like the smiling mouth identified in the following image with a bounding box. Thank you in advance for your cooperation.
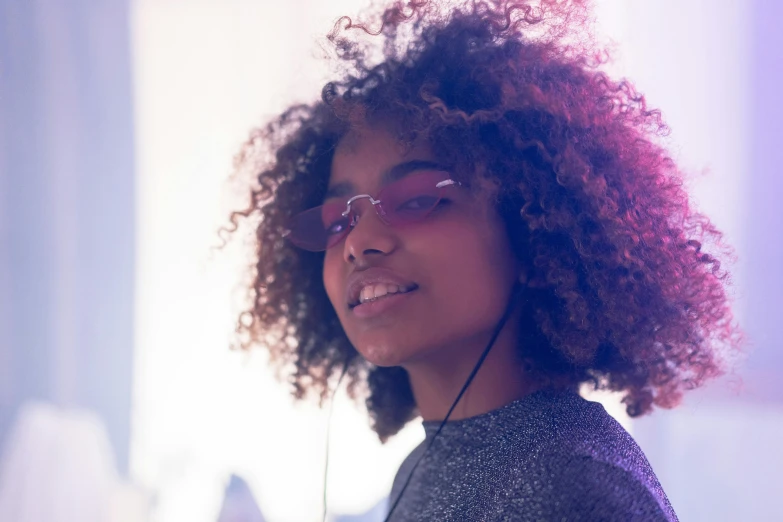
[349,285,419,309]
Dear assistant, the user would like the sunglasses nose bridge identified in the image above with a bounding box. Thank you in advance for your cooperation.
[342,194,384,222]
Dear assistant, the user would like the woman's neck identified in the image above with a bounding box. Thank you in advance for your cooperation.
[403,319,538,422]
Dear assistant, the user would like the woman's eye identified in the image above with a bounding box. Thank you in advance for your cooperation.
[402,198,427,210]
[426,198,452,210]
[325,220,348,235]
[399,196,443,211]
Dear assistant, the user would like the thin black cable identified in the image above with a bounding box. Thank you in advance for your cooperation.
[382,281,523,522]
[323,360,350,522]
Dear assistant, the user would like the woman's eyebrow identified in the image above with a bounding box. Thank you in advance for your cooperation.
[324,159,450,199]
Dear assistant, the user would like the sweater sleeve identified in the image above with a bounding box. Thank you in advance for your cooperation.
[498,454,677,522]
[546,455,677,522]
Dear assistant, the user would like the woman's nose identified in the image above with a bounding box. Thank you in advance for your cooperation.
[341,199,398,263]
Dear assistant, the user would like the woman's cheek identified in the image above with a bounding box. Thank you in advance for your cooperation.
[322,250,344,312]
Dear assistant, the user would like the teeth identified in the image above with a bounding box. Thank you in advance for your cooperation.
[358,283,411,304]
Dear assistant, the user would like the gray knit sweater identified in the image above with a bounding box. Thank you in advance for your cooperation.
[387,389,678,521]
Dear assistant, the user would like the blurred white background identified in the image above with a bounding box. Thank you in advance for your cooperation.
[1,1,781,521]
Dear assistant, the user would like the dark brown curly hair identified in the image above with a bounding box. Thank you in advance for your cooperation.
[218,0,742,442]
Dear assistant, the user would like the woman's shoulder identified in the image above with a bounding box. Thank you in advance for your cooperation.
[515,454,678,521]
[499,390,678,521]
[509,389,649,468]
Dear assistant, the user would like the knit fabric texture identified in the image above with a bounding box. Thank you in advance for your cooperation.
[387,389,678,521]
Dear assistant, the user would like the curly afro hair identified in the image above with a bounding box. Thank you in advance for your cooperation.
[219,0,742,442]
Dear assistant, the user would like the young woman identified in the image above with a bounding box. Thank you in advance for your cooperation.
[221,1,741,520]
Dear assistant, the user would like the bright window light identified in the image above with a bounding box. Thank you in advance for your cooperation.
[130,1,421,521]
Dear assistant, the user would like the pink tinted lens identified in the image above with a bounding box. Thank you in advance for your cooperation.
[288,202,350,251]
[286,171,452,251]
[379,170,449,225]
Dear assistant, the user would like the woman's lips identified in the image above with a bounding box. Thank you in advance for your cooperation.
[345,267,418,308]
[350,288,418,319]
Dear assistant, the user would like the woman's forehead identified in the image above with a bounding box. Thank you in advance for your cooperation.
[330,127,435,182]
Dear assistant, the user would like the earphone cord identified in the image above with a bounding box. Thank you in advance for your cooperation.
[382,281,522,522]
[323,359,350,522]
[320,282,521,522]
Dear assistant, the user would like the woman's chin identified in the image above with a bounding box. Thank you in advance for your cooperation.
[357,341,413,368]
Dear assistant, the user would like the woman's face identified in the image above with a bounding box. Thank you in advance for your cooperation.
[322,126,520,368]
